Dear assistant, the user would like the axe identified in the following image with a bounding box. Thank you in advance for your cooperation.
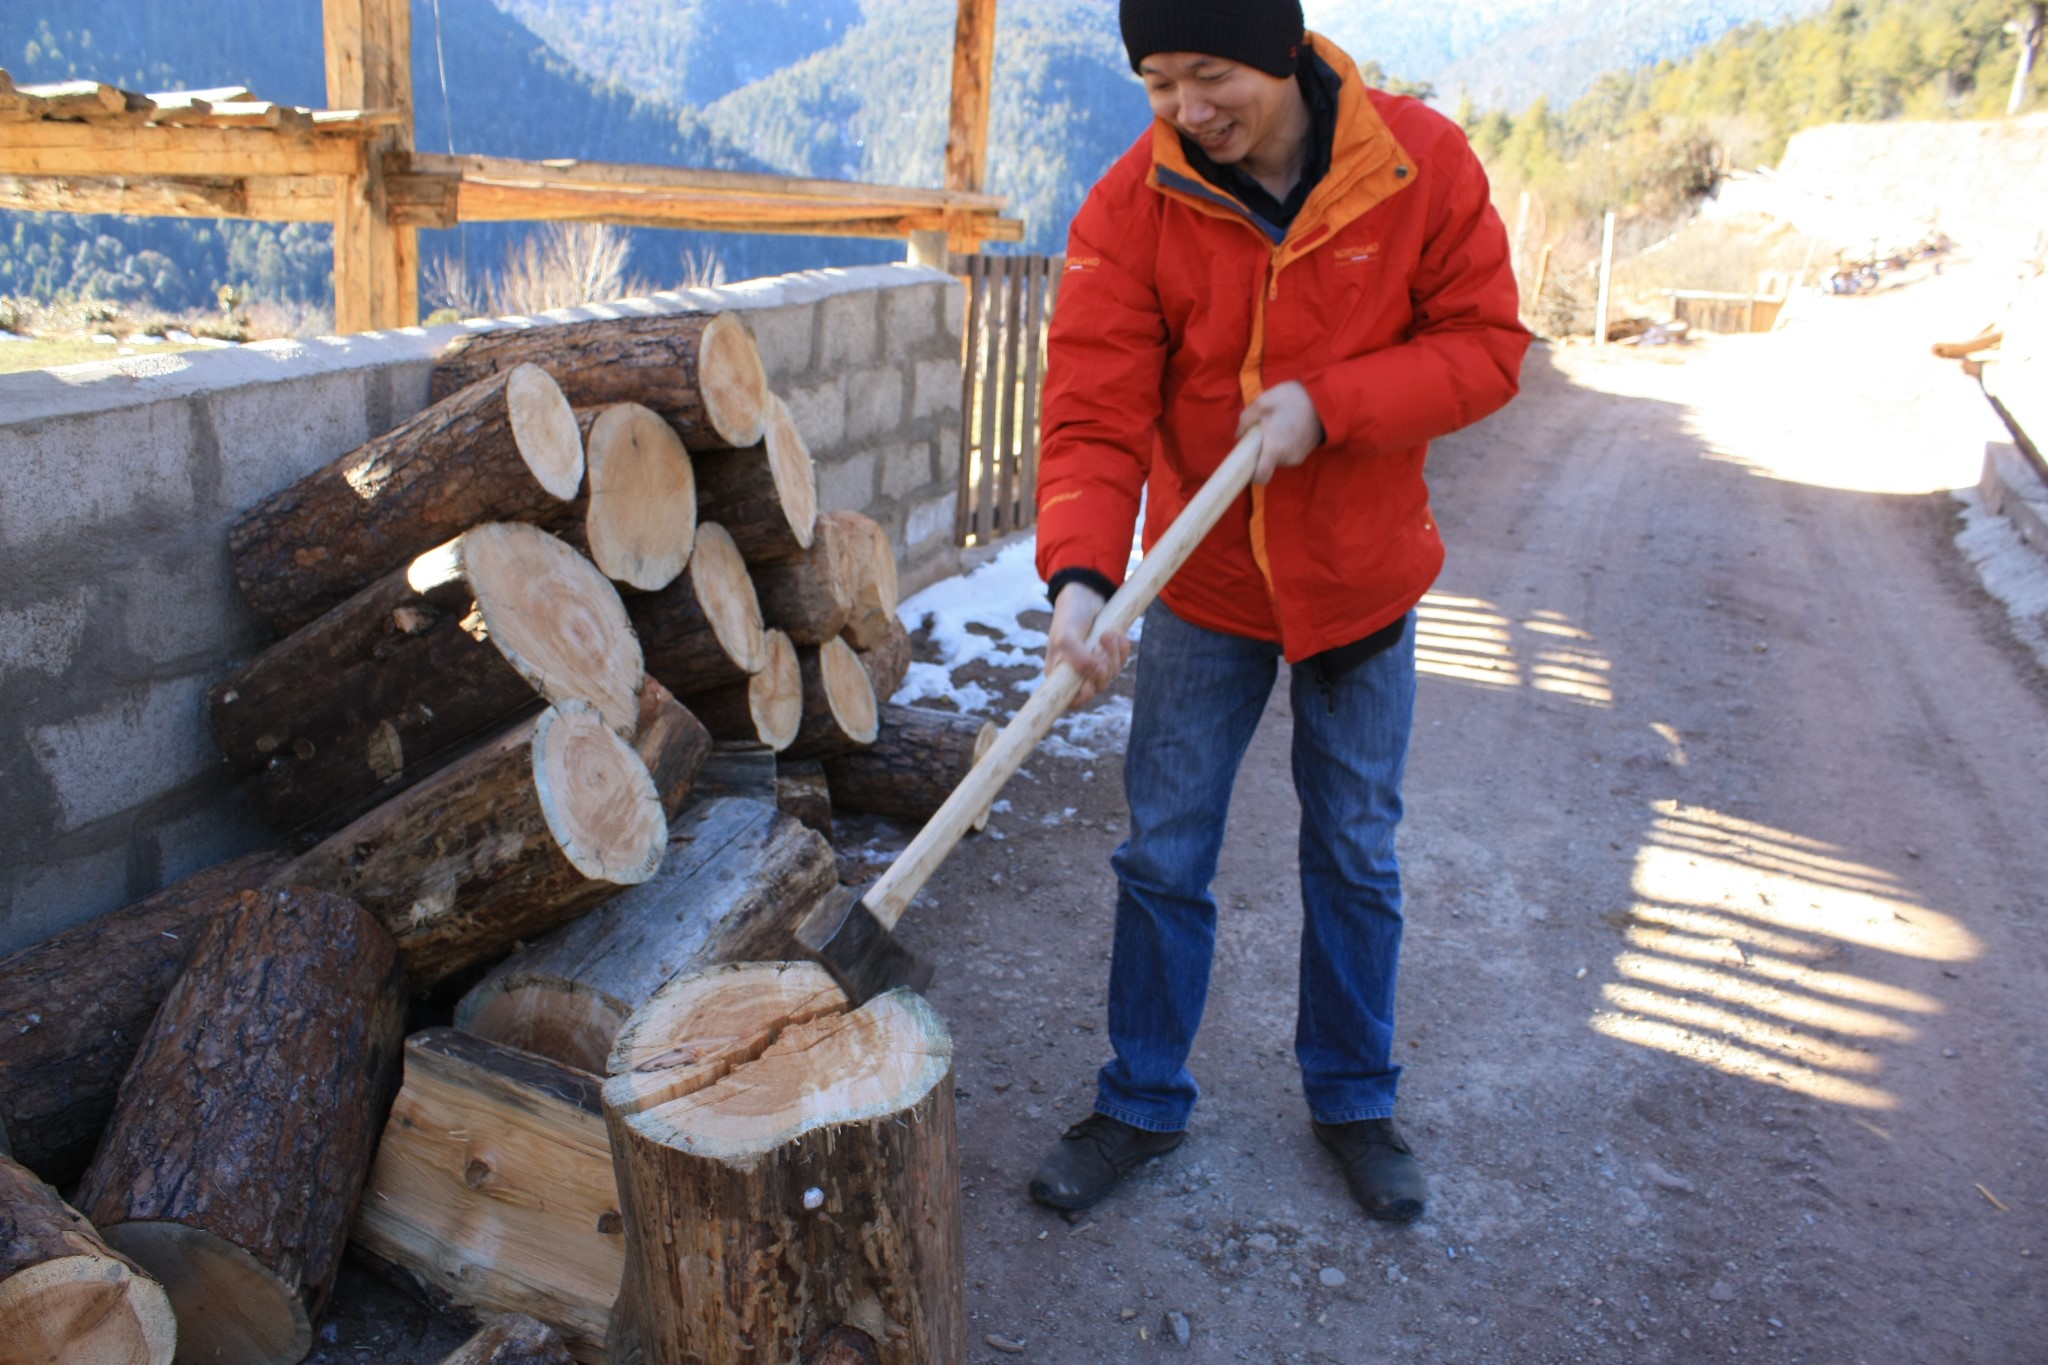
[796,424,1267,1003]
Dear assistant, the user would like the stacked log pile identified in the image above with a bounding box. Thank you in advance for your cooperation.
[5,306,992,1362]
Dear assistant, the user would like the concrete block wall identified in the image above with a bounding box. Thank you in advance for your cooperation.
[0,263,965,954]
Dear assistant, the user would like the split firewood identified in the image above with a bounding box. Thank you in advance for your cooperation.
[567,403,696,593]
[629,522,766,698]
[824,705,998,830]
[602,963,964,1365]
[632,679,712,823]
[820,511,900,650]
[273,701,668,987]
[351,1029,622,1363]
[783,637,879,761]
[430,312,768,453]
[456,797,836,1073]
[681,628,800,750]
[692,393,816,564]
[0,1151,177,1365]
[0,849,288,1184]
[776,760,833,841]
[852,614,912,703]
[751,510,855,645]
[77,887,407,1365]
[440,1313,574,1365]
[217,522,643,838]
[229,363,584,633]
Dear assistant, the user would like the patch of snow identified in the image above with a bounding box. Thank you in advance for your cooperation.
[1955,490,2048,671]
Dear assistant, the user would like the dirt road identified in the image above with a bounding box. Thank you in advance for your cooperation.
[905,262,2048,1363]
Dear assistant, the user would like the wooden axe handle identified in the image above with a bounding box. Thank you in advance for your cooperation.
[860,425,1266,931]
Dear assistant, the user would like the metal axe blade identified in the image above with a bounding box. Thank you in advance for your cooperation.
[795,884,935,1005]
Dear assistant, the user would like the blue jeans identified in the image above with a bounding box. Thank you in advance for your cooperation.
[1095,601,1417,1132]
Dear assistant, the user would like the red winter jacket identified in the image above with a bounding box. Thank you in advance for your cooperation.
[1035,34,1530,662]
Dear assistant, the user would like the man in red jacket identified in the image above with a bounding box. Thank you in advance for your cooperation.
[1027,0,1529,1223]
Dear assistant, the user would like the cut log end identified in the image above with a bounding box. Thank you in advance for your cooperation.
[535,702,668,886]
[584,404,696,592]
[505,362,586,501]
[697,522,769,676]
[697,313,771,450]
[763,394,817,551]
[462,979,624,1077]
[0,1255,177,1365]
[103,1221,311,1365]
[819,637,878,745]
[459,523,644,736]
[752,630,803,751]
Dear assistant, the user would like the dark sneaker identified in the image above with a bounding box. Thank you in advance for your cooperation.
[1312,1117,1428,1223]
[1028,1113,1185,1212]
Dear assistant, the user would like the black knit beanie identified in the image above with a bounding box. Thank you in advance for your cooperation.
[1120,0,1306,79]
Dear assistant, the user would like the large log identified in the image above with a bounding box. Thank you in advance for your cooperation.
[820,511,900,650]
[76,887,407,1365]
[429,312,768,453]
[0,1151,176,1365]
[751,510,854,646]
[852,614,912,703]
[0,850,288,1185]
[219,522,644,838]
[783,636,879,761]
[823,705,998,829]
[573,403,696,593]
[692,393,816,564]
[601,964,963,1365]
[456,797,837,1073]
[688,742,779,806]
[776,760,833,842]
[351,1030,622,1364]
[631,679,712,823]
[441,1314,574,1365]
[682,627,800,751]
[274,701,668,987]
[629,522,765,698]
[229,363,584,634]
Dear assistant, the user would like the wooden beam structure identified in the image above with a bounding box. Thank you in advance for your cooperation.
[324,0,418,331]
[944,0,1000,253]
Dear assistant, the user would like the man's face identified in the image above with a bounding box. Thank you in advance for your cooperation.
[1138,51,1297,166]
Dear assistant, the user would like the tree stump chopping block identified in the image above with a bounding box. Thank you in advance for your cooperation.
[683,628,800,751]
[782,637,879,762]
[692,393,817,565]
[629,522,767,699]
[75,886,407,1365]
[0,1151,176,1365]
[273,700,669,987]
[823,706,998,830]
[455,797,836,1073]
[229,363,584,634]
[601,963,963,1365]
[440,1314,574,1365]
[216,522,644,839]
[0,850,287,1185]
[429,312,768,453]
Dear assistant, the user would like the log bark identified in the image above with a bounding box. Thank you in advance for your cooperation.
[352,1030,622,1364]
[0,1152,177,1365]
[629,522,765,698]
[430,312,768,452]
[230,363,585,634]
[456,797,837,1073]
[776,760,833,842]
[688,743,779,806]
[602,963,963,1365]
[631,679,711,824]
[219,522,644,839]
[441,1314,574,1365]
[273,701,668,987]
[572,404,696,593]
[692,393,816,564]
[820,511,900,650]
[852,615,912,703]
[823,706,998,829]
[681,627,800,751]
[0,850,288,1185]
[784,637,879,761]
[76,887,407,1365]
[751,511,854,645]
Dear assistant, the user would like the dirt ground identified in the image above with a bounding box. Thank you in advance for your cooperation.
[316,256,2048,1363]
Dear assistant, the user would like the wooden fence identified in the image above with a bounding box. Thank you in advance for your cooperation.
[955,253,1063,545]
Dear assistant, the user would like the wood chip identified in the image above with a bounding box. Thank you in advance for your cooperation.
[1977,1182,2011,1212]
[984,1335,1026,1355]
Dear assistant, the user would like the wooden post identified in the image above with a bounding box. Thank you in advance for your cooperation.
[324,0,417,331]
[1595,211,1617,346]
[2013,3,2046,116]
[943,0,999,253]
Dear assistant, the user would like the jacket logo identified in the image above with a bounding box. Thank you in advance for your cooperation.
[1335,243,1382,268]
[1066,257,1101,273]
